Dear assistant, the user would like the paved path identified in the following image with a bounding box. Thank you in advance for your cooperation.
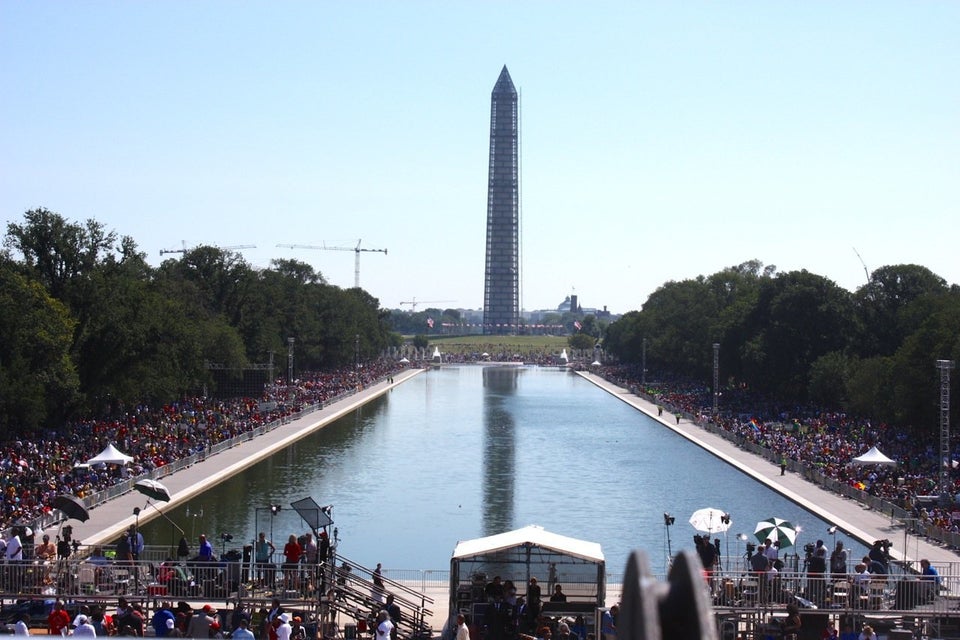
[575,370,960,570]
[68,368,425,549]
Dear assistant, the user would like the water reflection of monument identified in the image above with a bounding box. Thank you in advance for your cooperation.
[482,366,521,536]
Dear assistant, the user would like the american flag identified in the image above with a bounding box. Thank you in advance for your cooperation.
[574,321,582,331]
[426,317,434,329]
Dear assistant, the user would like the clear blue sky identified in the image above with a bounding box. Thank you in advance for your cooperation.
[2,2,957,314]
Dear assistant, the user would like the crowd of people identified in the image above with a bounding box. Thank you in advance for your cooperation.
[0,360,405,534]
[600,363,960,536]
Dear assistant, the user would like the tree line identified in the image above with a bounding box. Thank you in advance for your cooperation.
[1,208,399,433]
[603,259,960,433]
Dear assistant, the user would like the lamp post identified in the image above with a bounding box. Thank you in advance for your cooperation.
[287,337,295,390]
[712,343,720,418]
[737,533,750,572]
[663,512,676,571]
[132,507,141,594]
[642,337,647,387]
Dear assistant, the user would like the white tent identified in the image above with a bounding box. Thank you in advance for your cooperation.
[84,443,134,465]
[449,525,605,621]
[851,446,896,466]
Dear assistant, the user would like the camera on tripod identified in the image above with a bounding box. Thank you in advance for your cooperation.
[220,532,233,542]
[803,542,816,556]
[745,542,756,554]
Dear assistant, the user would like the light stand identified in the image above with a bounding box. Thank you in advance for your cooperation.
[737,533,749,572]
[133,507,141,595]
[721,513,732,570]
[220,532,233,558]
[663,512,676,570]
[142,499,185,552]
[270,504,282,546]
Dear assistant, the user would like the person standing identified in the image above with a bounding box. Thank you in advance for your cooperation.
[127,525,144,561]
[72,614,96,637]
[198,534,215,561]
[372,562,386,604]
[255,532,276,587]
[830,541,848,578]
[276,613,292,640]
[527,577,542,618]
[186,604,217,639]
[806,543,827,605]
[231,618,255,640]
[48,600,70,636]
[384,593,402,634]
[601,605,617,640]
[375,610,394,640]
[151,602,176,638]
[455,614,470,640]
[282,534,303,592]
[550,584,567,602]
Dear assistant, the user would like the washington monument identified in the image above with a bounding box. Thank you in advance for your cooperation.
[482,65,520,335]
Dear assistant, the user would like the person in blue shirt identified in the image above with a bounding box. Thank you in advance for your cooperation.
[198,534,215,561]
[920,558,940,585]
[151,602,176,637]
[920,558,940,603]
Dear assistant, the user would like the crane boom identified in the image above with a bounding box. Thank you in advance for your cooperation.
[399,298,456,312]
[160,241,256,256]
[276,239,387,288]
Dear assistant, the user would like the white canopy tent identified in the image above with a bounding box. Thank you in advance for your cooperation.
[84,443,134,465]
[449,525,605,624]
[851,446,896,466]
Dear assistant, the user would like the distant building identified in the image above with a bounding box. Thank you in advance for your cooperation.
[482,66,520,335]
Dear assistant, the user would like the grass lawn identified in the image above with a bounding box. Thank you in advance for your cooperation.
[423,334,569,355]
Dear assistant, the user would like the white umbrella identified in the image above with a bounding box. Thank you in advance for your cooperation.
[689,507,731,534]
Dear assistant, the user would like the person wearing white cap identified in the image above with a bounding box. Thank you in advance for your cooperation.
[276,613,292,640]
[73,614,97,637]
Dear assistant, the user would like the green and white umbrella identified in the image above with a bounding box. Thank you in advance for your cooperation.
[754,517,798,548]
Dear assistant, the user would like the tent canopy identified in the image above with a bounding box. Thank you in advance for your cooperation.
[452,524,604,563]
[449,525,605,619]
[84,443,134,465]
[851,446,896,466]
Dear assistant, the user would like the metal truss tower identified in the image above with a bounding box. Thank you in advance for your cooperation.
[938,359,955,495]
[483,66,520,335]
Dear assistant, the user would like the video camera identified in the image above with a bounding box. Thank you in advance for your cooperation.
[803,542,816,556]
[220,532,233,542]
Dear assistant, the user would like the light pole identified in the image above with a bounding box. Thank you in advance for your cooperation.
[132,507,141,594]
[642,337,647,387]
[663,512,676,571]
[712,343,720,418]
[287,337,295,389]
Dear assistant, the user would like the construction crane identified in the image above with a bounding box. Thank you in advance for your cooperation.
[400,298,456,312]
[276,239,387,288]
[160,241,256,256]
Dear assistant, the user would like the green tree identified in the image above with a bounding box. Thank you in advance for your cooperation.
[737,270,857,398]
[568,333,596,350]
[854,264,948,357]
[0,264,79,431]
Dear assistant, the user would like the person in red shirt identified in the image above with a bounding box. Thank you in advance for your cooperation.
[282,534,303,592]
[48,600,71,636]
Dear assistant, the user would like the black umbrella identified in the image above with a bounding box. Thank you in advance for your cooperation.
[134,479,172,502]
[52,494,90,522]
